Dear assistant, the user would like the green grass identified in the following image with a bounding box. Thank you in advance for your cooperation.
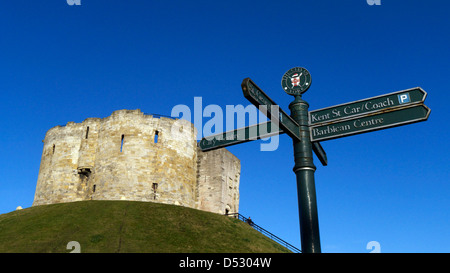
[0,200,291,253]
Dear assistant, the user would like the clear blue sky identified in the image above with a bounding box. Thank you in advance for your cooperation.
[0,0,448,253]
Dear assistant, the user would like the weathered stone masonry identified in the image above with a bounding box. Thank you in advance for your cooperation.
[33,109,240,214]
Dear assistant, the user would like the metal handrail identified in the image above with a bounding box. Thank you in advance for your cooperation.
[226,213,301,253]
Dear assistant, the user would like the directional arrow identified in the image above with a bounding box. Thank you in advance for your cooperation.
[242,78,301,141]
[309,87,427,126]
[198,121,284,151]
[310,104,431,142]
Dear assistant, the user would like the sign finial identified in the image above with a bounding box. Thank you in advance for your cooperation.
[281,67,311,96]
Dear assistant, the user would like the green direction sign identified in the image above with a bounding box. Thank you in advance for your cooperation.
[309,87,427,126]
[312,142,327,166]
[198,121,284,151]
[242,78,301,141]
[310,104,431,142]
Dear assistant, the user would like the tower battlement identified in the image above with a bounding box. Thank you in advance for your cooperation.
[33,109,240,214]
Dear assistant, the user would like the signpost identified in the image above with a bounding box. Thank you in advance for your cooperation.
[312,142,327,166]
[309,87,427,126]
[199,121,283,151]
[197,67,430,253]
[242,78,301,141]
[310,104,430,142]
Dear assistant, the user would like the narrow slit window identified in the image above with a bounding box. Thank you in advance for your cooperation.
[154,131,159,143]
[120,134,124,152]
[152,183,158,200]
[52,144,56,154]
[85,126,89,139]
[93,184,96,193]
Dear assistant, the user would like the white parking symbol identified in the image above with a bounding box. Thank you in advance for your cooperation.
[398,93,410,104]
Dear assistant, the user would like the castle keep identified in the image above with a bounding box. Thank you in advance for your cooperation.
[33,109,240,214]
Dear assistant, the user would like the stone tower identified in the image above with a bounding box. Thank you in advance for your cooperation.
[33,109,240,214]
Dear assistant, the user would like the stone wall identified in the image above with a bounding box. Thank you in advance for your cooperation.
[196,148,240,214]
[32,109,240,214]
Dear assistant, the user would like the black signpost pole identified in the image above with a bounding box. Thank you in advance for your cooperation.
[289,95,321,253]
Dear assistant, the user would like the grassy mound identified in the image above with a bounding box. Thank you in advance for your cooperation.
[0,200,291,253]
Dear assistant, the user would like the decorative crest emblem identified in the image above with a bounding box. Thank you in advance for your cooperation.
[281,67,312,96]
[291,73,301,87]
